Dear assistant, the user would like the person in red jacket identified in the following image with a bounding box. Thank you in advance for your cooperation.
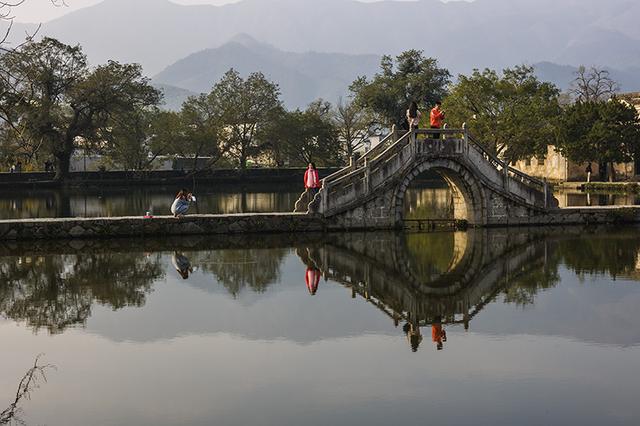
[430,101,445,139]
[304,162,321,197]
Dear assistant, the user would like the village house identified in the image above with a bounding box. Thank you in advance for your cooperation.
[513,92,640,182]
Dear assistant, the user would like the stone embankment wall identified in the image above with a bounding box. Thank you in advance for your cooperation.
[1,206,639,241]
[0,214,324,241]
[497,206,640,227]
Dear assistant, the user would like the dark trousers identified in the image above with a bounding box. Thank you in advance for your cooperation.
[430,125,441,139]
[307,187,319,203]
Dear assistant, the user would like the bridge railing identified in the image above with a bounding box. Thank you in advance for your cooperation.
[465,131,547,193]
[321,130,398,183]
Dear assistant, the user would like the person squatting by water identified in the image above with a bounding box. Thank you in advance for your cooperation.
[304,162,321,199]
[430,101,445,139]
[406,101,422,131]
[171,189,195,217]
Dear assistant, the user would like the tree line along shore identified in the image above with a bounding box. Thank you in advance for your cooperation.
[1,37,639,183]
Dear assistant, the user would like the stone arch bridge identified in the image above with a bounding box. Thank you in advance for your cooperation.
[296,128,558,228]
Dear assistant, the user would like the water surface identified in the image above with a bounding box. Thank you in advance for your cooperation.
[1,227,640,425]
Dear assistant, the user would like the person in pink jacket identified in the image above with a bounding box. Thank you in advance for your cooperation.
[304,162,320,197]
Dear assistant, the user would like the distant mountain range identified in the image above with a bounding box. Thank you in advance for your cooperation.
[153,83,197,111]
[9,0,640,76]
[153,35,380,109]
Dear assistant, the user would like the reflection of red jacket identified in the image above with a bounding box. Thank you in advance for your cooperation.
[432,324,444,342]
[304,169,320,189]
[306,267,321,295]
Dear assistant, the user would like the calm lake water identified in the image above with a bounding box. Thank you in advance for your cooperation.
[0,182,637,220]
[2,227,640,425]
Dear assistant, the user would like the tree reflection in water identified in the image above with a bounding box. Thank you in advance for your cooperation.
[1,228,640,345]
[0,252,164,334]
[192,248,288,297]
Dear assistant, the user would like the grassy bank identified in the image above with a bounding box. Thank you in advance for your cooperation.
[581,182,640,194]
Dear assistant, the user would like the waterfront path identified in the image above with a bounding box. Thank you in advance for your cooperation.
[1,205,640,240]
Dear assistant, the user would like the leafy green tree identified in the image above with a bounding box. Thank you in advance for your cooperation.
[162,94,227,171]
[0,37,161,180]
[267,100,342,167]
[206,69,282,169]
[350,50,450,128]
[444,65,561,163]
[556,100,640,181]
[101,109,156,171]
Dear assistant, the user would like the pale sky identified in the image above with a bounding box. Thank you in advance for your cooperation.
[12,0,461,23]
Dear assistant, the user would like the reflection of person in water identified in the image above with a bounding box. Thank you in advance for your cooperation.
[431,315,447,350]
[305,266,321,295]
[403,321,423,352]
[172,252,192,279]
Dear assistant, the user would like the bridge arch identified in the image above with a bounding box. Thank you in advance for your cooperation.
[393,157,487,226]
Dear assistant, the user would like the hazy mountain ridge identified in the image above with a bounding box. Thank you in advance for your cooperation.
[153,36,640,110]
[8,0,640,77]
[153,35,380,108]
[153,83,198,111]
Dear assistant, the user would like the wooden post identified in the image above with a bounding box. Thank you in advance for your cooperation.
[543,178,549,209]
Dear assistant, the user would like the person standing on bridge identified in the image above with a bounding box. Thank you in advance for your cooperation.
[406,101,422,131]
[304,162,321,198]
[430,101,445,139]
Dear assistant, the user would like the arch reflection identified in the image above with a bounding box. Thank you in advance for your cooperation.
[302,229,559,351]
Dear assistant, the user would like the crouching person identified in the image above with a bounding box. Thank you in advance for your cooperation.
[171,189,194,218]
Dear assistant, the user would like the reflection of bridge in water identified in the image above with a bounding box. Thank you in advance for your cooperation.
[300,229,550,331]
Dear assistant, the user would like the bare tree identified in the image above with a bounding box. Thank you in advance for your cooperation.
[569,66,620,102]
[1,355,55,425]
[333,97,370,159]
[1,0,66,51]
[0,1,26,48]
